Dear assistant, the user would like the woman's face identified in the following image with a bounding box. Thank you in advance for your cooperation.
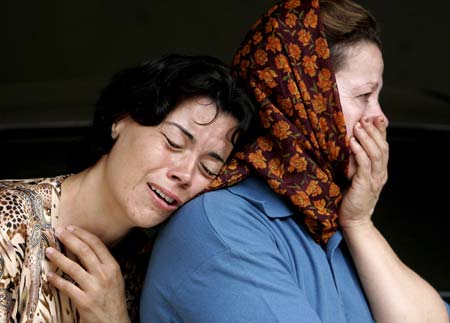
[335,41,387,178]
[104,97,237,228]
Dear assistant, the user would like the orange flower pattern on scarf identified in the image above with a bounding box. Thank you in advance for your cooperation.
[210,0,350,244]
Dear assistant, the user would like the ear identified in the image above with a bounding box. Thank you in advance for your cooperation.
[111,122,119,140]
[111,118,128,140]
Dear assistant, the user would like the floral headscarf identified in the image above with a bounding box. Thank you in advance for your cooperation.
[210,0,351,244]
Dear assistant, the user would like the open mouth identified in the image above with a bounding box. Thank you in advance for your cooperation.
[148,184,176,206]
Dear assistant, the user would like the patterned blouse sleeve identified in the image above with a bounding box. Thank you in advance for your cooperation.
[0,185,28,322]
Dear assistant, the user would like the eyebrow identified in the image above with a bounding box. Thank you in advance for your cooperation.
[166,122,194,141]
[208,152,225,163]
[358,82,377,90]
[351,82,380,95]
[165,121,226,163]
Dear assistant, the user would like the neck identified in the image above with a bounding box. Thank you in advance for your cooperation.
[58,159,133,247]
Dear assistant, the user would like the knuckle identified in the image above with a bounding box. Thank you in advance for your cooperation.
[104,260,121,273]
[48,250,62,263]
[78,297,91,310]
[57,230,69,242]
[48,274,60,287]
[372,151,382,162]
[104,263,121,279]
[55,275,72,291]
[79,244,92,255]
[99,270,124,290]
[71,264,84,278]
[85,233,101,246]
[98,268,111,282]
[110,261,121,274]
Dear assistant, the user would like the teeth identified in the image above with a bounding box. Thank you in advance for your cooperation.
[150,185,175,204]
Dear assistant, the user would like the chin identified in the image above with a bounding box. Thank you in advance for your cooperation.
[142,211,172,228]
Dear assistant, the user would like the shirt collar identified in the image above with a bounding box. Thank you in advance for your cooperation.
[228,177,343,249]
[227,177,294,218]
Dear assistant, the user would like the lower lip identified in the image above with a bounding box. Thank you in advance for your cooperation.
[147,185,178,212]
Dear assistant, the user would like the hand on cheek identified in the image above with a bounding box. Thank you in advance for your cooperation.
[352,117,389,171]
[339,118,389,229]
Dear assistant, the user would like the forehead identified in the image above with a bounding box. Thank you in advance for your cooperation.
[163,96,238,140]
[338,42,384,84]
[166,97,219,124]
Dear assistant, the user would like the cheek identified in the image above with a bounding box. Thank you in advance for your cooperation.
[345,116,358,138]
[347,155,357,179]
[341,100,363,137]
[188,177,213,199]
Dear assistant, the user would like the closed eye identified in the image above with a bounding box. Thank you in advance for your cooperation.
[358,93,371,99]
[357,93,371,103]
[201,164,219,178]
[162,133,182,149]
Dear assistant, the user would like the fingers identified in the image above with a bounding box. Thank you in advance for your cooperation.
[54,227,103,275]
[48,226,123,287]
[339,116,389,229]
[46,227,129,322]
[352,118,389,181]
[46,246,91,291]
[363,116,388,149]
[358,118,387,153]
[47,270,85,300]
[373,115,389,137]
[349,136,370,175]
[65,225,116,264]
[55,226,115,271]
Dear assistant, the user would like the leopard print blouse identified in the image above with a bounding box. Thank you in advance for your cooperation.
[0,176,151,322]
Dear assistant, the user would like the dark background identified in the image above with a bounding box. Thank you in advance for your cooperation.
[1,0,449,302]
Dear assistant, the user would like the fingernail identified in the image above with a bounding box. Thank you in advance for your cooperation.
[47,272,54,279]
[356,122,362,129]
[46,247,55,255]
[67,225,75,232]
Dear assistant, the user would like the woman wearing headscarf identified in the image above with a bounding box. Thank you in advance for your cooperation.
[141,1,450,322]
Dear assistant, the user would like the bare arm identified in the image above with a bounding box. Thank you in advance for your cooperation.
[340,117,449,323]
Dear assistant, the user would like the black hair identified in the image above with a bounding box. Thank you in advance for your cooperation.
[88,54,256,164]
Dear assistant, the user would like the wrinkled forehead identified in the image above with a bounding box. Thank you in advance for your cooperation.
[166,96,222,125]
[337,41,384,74]
[163,101,238,144]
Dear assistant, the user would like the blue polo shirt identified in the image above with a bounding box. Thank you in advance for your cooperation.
[140,177,449,322]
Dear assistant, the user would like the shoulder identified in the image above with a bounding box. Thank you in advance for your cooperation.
[0,180,37,283]
[147,179,267,277]
[0,176,66,238]
[142,179,314,322]
[0,176,67,278]
[148,178,291,286]
[166,178,286,251]
[0,180,34,237]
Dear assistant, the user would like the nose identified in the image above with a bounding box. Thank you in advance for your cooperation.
[367,101,389,126]
[167,156,195,187]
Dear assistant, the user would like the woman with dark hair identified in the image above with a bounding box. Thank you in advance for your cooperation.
[141,1,450,322]
[0,54,255,322]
